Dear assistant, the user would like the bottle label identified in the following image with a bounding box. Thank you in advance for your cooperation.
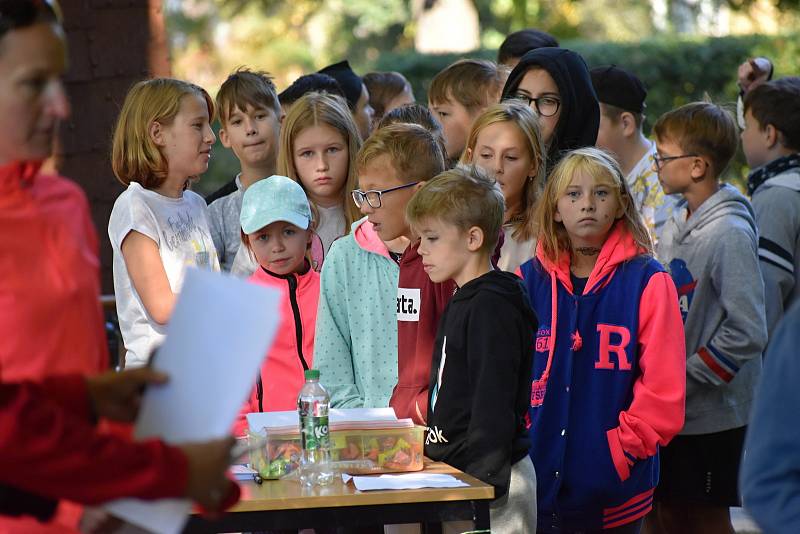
[300,415,330,451]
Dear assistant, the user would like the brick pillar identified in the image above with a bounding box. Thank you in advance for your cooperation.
[57,0,170,293]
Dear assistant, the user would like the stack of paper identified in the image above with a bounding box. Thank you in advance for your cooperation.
[342,473,469,491]
[247,407,413,435]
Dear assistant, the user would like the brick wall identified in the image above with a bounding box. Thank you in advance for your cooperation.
[57,0,170,293]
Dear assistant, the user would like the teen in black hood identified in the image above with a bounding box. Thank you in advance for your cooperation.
[501,47,599,172]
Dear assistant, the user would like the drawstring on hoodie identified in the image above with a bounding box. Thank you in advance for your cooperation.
[531,273,559,407]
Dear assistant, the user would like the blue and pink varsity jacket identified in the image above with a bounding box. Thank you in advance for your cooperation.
[519,223,686,532]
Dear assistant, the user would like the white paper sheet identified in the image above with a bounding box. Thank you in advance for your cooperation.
[342,473,470,491]
[106,268,281,534]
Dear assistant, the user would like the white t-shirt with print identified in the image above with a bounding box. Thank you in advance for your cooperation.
[109,182,220,368]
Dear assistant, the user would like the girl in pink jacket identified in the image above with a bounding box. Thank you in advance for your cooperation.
[234,175,321,436]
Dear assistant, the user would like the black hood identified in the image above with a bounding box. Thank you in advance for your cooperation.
[501,47,599,170]
[453,270,536,325]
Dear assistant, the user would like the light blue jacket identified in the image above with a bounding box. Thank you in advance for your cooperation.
[313,217,399,408]
[741,301,800,534]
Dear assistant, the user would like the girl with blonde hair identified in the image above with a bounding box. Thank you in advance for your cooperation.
[461,101,546,271]
[277,91,362,256]
[108,78,219,368]
[518,147,686,532]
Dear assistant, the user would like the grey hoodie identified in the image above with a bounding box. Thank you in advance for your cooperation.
[657,184,767,435]
[751,169,800,337]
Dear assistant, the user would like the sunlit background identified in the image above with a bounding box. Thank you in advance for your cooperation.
[162,0,800,193]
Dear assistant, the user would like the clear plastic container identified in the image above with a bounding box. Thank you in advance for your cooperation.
[248,425,426,480]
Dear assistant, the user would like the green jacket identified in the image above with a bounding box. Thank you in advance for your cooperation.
[313,217,399,408]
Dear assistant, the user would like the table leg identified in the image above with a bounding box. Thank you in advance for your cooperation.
[472,499,490,530]
[422,522,443,534]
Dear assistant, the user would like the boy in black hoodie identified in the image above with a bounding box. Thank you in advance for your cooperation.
[407,164,537,533]
[502,47,600,173]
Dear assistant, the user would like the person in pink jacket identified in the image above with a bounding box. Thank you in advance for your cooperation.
[234,175,320,436]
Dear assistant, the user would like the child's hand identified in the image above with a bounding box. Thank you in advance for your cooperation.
[85,367,169,422]
[737,57,772,94]
[180,437,238,513]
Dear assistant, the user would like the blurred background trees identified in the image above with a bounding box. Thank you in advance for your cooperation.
[164,0,800,192]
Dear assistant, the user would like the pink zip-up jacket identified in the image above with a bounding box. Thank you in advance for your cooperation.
[234,264,319,436]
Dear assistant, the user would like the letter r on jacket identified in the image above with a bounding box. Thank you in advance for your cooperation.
[595,324,632,370]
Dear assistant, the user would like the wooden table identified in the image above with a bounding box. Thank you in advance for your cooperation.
[185,460,494,533]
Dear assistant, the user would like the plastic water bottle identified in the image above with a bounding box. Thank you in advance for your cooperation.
[298,369,334,486]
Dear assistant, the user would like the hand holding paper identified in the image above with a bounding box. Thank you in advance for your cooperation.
[106,268,282,534]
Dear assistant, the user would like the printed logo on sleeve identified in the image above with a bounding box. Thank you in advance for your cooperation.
[666,258,696,323]
[397,287,421,322]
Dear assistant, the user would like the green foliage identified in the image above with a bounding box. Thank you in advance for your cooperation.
[194,32,800,194]
[368,32,800,187]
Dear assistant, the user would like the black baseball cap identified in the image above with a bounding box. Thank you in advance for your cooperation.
[318,60,362,111]
[590,65,647,114]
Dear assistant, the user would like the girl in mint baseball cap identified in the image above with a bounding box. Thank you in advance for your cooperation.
[234,175,323,433]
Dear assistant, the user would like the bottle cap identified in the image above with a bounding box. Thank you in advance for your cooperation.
[305,369,320,380]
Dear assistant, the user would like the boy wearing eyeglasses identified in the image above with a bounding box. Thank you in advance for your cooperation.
[428,59,509,163]
[591,65,677,243]
[647,102,767,534]
[313,123,445,412]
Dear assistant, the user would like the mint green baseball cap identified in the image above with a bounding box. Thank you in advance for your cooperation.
[240,175,312,234]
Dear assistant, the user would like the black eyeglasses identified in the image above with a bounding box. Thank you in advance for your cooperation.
[652,153,698,171]
[509,94,561,117]
[352,181,419,209]
[0,0,60,38]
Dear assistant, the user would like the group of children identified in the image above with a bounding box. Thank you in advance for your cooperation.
[105,26,800,534]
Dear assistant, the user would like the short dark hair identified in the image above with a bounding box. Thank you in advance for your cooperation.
[600,103,644,130]
[744,77,800,152]
[216,68,280,125]
[497,29,559,65]
[363,71,411,120]
[653,101,738,178]
[0,0,59,45]
[278,73,345,108]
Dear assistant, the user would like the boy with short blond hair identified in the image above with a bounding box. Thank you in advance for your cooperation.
[741,77,800,336]
[649,102,768,534]
[314,123,445,409]
[407,165,537,533]
[428,59,508,162]
[207,68,281,271]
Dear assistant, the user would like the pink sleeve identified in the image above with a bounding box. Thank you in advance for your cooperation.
[607,271,686,481]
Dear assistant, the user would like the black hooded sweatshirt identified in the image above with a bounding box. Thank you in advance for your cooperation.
[501,47,599,172]
[425,270,536,499]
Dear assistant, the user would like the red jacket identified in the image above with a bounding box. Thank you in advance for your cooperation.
[0,161,108,532]
[234,265,319,436]
[0,375,193,505]
[0,161,108,382]
[390,241,456,424]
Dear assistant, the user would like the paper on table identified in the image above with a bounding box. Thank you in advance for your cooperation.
[106,268,281,534]
[342,473,470,491]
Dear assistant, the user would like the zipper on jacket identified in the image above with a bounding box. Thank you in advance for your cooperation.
[257,271,310,412]
[287,274,310,371]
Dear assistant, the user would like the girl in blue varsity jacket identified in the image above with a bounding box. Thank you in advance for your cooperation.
[519,148,686,533]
